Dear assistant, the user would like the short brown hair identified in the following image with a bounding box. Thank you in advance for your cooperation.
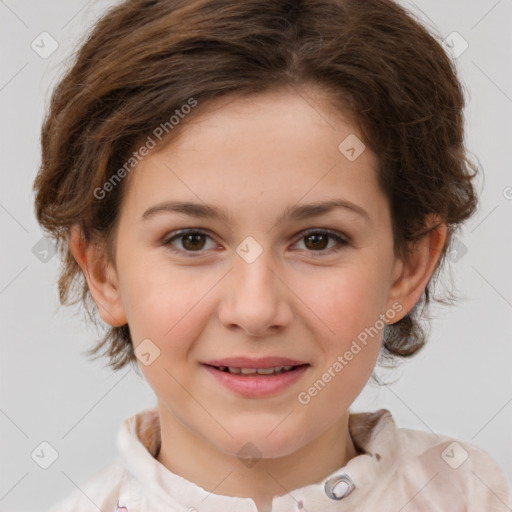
[33,0,478,371]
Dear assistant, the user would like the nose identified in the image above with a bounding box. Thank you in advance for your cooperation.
[217,247,293,337]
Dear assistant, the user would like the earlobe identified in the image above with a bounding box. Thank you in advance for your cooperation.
[386,217,447,323]
[69,224,128,327]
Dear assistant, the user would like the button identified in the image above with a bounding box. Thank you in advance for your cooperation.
[324,474,355,500]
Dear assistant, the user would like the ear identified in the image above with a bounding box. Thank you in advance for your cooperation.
[69,224,127,327]
[386,216,447,323]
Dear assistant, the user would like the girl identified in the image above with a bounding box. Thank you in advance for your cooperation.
[33,0,512,510]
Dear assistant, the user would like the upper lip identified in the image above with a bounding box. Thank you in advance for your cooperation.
[202,357,308,369]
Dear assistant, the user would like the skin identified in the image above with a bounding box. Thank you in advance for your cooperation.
[70,86,446,512]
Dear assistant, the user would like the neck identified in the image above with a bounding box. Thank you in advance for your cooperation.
[156,405,359,512]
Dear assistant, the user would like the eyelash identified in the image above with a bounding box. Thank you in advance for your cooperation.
[162,228,350,257]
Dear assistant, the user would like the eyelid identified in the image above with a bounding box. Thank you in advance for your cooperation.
[298,227,350,244]
[162,227,351,256]
[161,228,219,256]
[291,228,350,256]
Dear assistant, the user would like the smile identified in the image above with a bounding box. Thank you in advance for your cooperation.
[215,365,298,375]
[202,362,310,397]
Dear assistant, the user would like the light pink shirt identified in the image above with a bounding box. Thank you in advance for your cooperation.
[48,407,512,511]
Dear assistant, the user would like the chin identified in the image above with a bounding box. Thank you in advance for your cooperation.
[210,419,308,460]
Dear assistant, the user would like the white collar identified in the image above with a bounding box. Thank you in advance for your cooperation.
[117,407,399,511]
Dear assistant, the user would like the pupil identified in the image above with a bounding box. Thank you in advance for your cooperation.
[181,233,328,251]
[183,234,205,250]
[306,234,327,250]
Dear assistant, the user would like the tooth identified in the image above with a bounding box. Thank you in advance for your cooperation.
[256,368,276,375]
[222,366,296,375]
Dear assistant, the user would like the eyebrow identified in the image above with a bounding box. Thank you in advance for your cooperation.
[141,199,371,226]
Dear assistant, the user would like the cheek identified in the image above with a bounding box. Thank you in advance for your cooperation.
[294,273,384,418]
[291,265,386,392]
[127,270,215,401]
[120,256,214,340]
[295,264,388,339]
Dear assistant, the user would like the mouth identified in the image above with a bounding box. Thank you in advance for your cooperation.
[207,364,307,375]
[202,358,310,397]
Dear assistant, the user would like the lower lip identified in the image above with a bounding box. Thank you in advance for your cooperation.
[202,364,309,397]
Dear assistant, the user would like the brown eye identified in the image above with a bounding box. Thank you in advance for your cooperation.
[164,230,216,255]
[304,233,329,250]
[162,228,349,257]
[181,233,207,251]
[294,229,350,255]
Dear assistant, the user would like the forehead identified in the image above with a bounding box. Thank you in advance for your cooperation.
[119,88,386,228]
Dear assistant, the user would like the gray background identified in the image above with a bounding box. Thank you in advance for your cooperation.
[1,0,511,510]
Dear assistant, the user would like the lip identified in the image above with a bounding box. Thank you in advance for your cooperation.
[202,357,310,398]
[203,356,307,369]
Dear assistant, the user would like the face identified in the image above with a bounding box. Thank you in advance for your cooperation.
[106,88,405,458]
